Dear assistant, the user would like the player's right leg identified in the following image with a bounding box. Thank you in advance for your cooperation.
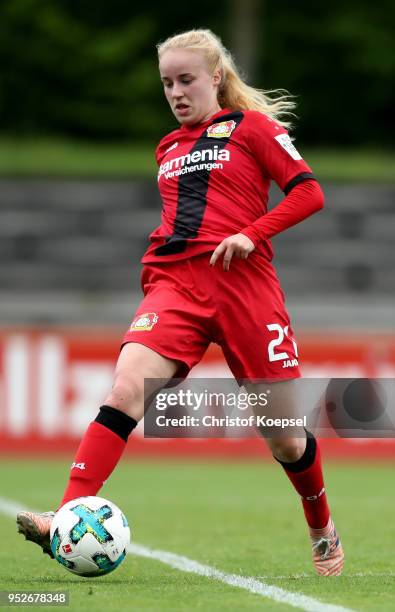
[245,380,344,576]
[17,342,178,557]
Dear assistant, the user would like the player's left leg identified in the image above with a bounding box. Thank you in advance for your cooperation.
[246,379,344,576]
[213,254,344,574]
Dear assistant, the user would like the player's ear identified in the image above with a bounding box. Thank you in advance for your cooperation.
[212,68,222,88]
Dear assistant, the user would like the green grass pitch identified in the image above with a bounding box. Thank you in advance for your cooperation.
[0,459,394,611]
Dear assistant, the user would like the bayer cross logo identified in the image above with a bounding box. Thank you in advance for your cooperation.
[69,504,114,545]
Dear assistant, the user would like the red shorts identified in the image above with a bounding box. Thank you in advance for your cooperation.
[122,253,300,382]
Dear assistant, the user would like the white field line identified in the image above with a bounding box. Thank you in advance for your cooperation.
[128,542,355,612]
[1,496,355,612]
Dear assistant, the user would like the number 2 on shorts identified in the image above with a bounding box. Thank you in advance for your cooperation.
[266,323,298,362]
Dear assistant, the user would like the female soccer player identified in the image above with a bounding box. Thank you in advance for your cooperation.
[17,29,343,576]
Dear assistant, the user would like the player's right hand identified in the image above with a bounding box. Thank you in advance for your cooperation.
[210,233,255,271]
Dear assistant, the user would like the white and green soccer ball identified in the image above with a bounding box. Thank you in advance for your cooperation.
[50,496,130,577]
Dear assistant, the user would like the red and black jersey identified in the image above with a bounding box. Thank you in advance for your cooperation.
[142,108,317,263]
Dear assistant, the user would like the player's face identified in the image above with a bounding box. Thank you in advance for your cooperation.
[159,49,222,125]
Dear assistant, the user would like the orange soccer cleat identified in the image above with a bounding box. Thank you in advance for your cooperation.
[17,511,55,558]
[310,517,344,576]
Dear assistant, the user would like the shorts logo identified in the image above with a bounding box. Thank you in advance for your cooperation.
[207,120,236,138]
[282,358,299,369]
[130,312,159,332]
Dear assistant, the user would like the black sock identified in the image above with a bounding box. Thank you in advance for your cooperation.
[274,430,316,473]
[95,405,137,442]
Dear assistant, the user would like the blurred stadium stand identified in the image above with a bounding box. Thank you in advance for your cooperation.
[0,179,394,330]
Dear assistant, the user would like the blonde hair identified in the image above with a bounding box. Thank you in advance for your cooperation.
[157,29,296,129]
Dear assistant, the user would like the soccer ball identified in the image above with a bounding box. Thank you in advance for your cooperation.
[50,496,130,577]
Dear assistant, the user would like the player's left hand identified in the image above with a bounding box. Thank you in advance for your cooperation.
[210,233,255,271]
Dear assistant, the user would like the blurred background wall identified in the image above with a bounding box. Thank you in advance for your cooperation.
[0,1,394,455]
[1,0,394,145]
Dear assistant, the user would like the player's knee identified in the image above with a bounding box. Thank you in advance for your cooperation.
[104,375,144,420]
[269,437,306,463]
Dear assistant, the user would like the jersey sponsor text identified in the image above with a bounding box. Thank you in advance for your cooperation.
[159,146,230,179]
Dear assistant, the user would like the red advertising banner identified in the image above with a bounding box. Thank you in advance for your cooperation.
[1,328,395,459]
